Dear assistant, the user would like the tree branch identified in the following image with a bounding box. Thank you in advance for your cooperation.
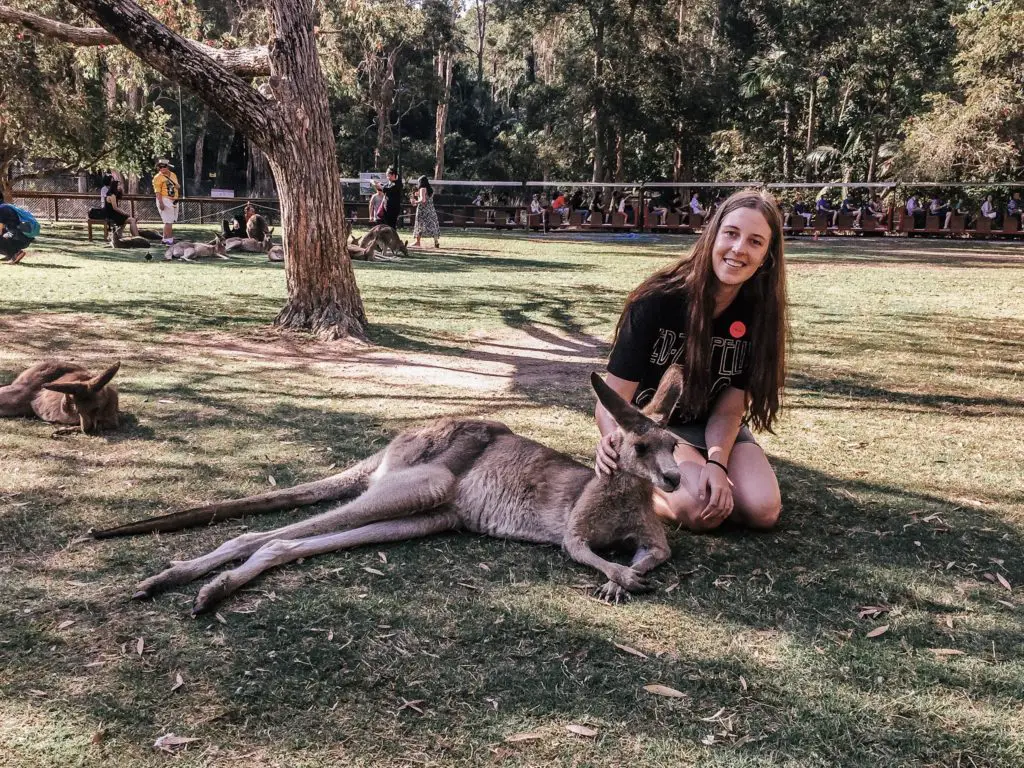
[0,4,271,78]
[41,0,283,150]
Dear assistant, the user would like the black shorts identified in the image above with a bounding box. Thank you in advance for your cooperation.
[667,423,758,455]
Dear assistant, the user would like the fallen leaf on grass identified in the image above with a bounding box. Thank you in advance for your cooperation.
[997,599,1014,609]
[57,619,76,630]
[378,551,387,564]
[505,732,543,743]
[865,625,890,638]
[136,637,145,655]
[643,684,687,698]
[90,729,106,745]
[566,724,598,737]
[268,476,277,486]
[930,648,965,657]
[215,612,227,625]
[996,573,1012,591]
[613,641,648,659]
[857,605,891,619]
[171,672,184,692]
[153,733,199,753]
[363,567,385,576]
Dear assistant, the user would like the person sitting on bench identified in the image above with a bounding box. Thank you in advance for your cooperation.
[792,196,812,226]
[816,196,837,227]
[1007,192,1022,226]
[981,195,1000,226]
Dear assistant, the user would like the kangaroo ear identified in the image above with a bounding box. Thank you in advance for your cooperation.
[591,372,651,433]
[88,361,121,393]
[641,365,685,425]
[42,381,88,396]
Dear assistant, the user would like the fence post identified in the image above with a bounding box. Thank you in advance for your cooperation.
[53,197,59,223]
[130,199,136,221]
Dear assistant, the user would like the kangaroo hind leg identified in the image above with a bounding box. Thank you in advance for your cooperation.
[133,464,457,599]
[192,510,460,613]
[0,384,35,417]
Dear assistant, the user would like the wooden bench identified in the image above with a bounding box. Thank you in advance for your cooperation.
[568,210,586,227]
[976,216,994,234]
[948,214,966,233]
[1003,216,1020,234]
[585,212,605,228]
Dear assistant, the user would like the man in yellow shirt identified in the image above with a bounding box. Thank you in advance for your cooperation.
[153,159,180,245]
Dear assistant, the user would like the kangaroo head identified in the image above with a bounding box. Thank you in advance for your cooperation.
[591,366,685,492]
[42,361,121,434]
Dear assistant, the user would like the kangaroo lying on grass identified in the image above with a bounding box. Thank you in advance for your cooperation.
[93,367,686,614]
[267,244,284,262]
[0,360,121,434]
[109,226,152,249]
[165,234,228,262]
[224,234,273,253]
[350,225,408,261]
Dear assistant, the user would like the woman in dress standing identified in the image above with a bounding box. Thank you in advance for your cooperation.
[412,176,441,249]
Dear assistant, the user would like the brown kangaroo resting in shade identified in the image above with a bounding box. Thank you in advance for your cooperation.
[0,360,121,434]
[93,367,686,614]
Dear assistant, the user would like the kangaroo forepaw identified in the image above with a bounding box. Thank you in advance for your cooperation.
[596,581,632,604]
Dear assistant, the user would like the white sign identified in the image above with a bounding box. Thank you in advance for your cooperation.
[359,172,387,197]
[210,188,235,198]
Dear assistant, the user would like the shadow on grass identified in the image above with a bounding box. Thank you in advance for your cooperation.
[2,450,1021,764]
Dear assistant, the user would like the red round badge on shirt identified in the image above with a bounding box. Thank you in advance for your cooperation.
[729,321,747,339]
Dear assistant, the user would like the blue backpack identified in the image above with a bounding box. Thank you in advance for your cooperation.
[0,204,40,239]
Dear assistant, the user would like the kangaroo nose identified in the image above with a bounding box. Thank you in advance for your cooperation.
[664,470,681,491]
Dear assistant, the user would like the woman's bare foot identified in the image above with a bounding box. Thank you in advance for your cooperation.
[8,250,27,264]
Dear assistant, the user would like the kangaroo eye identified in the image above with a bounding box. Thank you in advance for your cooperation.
[633,443,647,456]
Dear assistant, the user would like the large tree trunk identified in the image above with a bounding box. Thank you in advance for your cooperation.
[805,77,816,181]
[192,107,207,196]
[474,0,487,84]
[247,139,276,198]
[590,14,607,183]
[215,128,235,188]
[61,0,366,340]
[433,50,454,180]
[783,100,793,182]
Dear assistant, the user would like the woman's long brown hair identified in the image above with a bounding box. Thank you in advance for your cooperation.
[613,188,788,432]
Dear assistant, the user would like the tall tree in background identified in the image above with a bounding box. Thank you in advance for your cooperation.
[1,0,367,340]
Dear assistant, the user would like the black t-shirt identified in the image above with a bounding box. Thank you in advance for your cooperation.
[607,290,754,426]
[382,179,403,217]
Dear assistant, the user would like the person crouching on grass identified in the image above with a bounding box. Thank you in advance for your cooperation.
[595,188,787,532]
[153,159,180,245]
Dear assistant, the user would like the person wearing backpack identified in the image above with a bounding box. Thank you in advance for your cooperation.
[0,203,40,264]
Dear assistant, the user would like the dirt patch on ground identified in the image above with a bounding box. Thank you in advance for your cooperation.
[0,313,607,396]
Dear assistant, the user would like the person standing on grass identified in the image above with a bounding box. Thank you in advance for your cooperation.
[153,159,180,245]
[412,176,441,249]
[374,166,404,231]
[595,188,787,532]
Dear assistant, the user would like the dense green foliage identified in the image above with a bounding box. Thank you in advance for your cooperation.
[3,0,1023,189]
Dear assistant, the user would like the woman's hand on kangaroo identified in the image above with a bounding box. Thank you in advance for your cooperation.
[595,432,621,476]
[698,462,734,523]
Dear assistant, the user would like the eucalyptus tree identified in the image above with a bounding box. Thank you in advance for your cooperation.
[1,0,367,340]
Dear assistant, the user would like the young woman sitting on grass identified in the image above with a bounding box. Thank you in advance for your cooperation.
[595,188,788,532]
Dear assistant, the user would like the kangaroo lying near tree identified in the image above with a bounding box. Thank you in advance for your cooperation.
[0,360,121,434]
[267,244,284,262]
[164,234,228,262]
[92,367,687,614]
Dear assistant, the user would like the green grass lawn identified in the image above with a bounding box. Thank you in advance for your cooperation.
[1,225,1022,766]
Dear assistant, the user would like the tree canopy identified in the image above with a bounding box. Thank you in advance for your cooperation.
[4,0,1023,189]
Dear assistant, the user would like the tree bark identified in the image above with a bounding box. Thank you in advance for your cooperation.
[246,138,275,198]
[0,4,271,76]
[805,76,816,181]
[433,50,454,180]
[783,100,792,182]
[192,107,207,196]
[40,0,367,340]
[474,0,487,84]
[590,12,607,183]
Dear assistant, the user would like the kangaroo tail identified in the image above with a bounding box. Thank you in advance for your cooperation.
[91,451,385,538]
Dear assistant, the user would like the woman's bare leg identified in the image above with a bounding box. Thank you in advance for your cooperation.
[654,442,780,532]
